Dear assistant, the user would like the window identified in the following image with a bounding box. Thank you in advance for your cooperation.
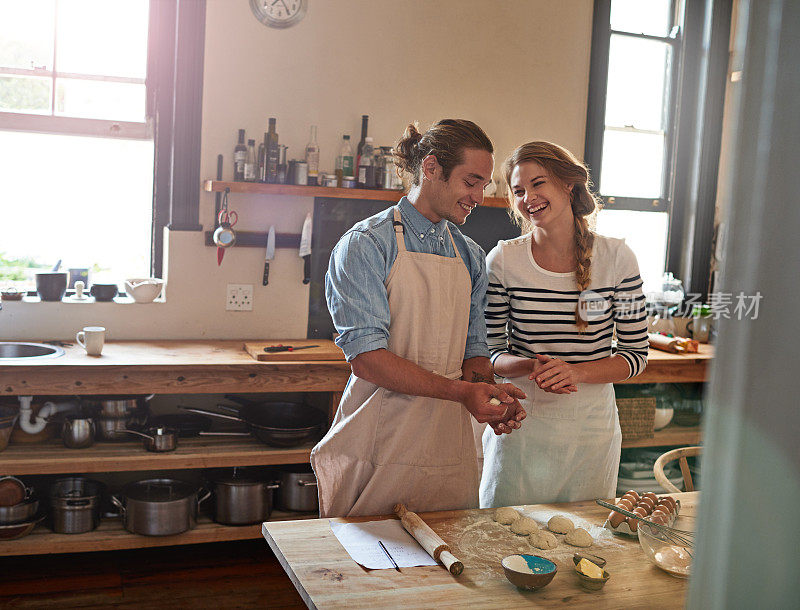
[586,0,732,300]
[0,0,205,295]
[0,0,153,291]
[586,0,680,294]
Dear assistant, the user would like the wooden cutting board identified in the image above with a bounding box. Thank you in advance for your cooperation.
[243,339,346,361]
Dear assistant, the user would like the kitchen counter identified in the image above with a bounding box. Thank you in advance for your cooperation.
[0,340,712,396]
[263,491,699,609]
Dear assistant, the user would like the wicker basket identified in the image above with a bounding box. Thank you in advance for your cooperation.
[616,397,656,442]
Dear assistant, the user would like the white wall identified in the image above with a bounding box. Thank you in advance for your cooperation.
[2,0,593,341]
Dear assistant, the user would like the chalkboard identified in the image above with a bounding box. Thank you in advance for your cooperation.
[306,197,522,339]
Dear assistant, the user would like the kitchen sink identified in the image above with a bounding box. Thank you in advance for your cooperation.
[0,342,65,360]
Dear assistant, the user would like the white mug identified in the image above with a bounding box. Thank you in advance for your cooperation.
[76,326,106,356]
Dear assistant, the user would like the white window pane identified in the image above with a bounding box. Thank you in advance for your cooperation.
[56,0,149,79]
[595,209,668,294]
[610,0,672,37]
[0,130,154,290]
[0,0,55,70]
[55,78,145,121]
[0,75,52,113]
[606,35,671,131]
[600,129,665,198]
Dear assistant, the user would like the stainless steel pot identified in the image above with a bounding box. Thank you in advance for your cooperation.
[49,477,104,534]
[121,427,178,452]
[0,498,39,525]
[111,479,210,536]
[95,415,135,441]
[61,415,95,448]
[277,464,318,512]
[206,468,278,525]
[94,394,154,418]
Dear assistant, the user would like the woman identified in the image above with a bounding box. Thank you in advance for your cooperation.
[480,141,648,507]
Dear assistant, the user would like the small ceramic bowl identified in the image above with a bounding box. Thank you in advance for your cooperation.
[574,555,610,590]
[501,554,557,591]
[90,283,119,302]
[124,278,165,304]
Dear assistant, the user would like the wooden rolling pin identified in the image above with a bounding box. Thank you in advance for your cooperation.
[393,503,464,576]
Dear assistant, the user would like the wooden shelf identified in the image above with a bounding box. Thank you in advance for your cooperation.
[621,423,702,449]
[0,437,315,476]
[203,180,509,208]
[0,512,316,557]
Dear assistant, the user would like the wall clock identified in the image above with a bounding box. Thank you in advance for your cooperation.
[250,0,307,29]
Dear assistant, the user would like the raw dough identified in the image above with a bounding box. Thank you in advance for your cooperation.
[565,527,593,547]
[547,515,575,534]
[510,517,539,535]
[493,507,521,525]
[529,530,558,550]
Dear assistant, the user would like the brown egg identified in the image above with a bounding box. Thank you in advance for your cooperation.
[626,516,639,532]
[659,496,677,512]
[637,497,656,511]
[623,490,640,503]
[633,506,649,518]
[617,498,634,511]
[648,513,669,525]
[642,492,659,504]
[651,509,669,521]
[655,501,675,516]
[608,509,626,528]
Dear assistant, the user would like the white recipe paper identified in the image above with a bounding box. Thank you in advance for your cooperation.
[330,520,438,570]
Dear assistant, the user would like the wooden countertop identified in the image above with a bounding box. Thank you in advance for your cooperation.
[263,492,698,609]
[0,340,712,395]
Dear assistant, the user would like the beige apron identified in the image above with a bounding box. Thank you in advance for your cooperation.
[311,207,480,517]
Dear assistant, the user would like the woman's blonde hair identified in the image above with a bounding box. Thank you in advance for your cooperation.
[503,141,601,329]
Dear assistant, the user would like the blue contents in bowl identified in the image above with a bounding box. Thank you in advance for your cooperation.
[521,554,556,574]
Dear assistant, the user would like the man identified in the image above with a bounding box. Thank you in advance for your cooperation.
[311,119,526,518]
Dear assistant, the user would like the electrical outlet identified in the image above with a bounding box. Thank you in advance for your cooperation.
[226,284,254,311]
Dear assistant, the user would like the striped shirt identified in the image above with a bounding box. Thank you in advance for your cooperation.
[485,233,648,379]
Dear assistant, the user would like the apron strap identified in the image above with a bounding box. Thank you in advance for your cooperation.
[446,225,463,262]
[392,207,407,253]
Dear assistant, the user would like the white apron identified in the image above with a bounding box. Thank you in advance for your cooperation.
[311,208,480,517]
[479,376,621,508]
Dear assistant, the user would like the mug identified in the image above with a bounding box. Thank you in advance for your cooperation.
[76,326,106,356]
[686,315,712,343]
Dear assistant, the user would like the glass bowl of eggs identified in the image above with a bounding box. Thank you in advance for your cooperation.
[637,517,694,578]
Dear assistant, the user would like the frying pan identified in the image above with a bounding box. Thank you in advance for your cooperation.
[178,399,326,448]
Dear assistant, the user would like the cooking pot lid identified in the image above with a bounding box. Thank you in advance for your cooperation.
[124,479,197,502]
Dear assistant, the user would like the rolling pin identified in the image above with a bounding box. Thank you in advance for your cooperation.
[394,503,463,576]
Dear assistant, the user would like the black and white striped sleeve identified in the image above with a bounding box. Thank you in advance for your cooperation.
[485,243,510,365]
[613,243,649,379]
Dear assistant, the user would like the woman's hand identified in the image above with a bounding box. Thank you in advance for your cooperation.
[530,354,579,393]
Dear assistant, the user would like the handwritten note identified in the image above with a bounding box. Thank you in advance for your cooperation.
[330,520,438,570]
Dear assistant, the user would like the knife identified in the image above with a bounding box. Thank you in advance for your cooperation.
[299,212,312,285]
[263,225,276,286]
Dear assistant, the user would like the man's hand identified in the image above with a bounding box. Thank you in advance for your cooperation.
[531,354,580,393]
[459,382,526,435]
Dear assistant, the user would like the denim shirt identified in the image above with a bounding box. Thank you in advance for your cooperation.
[326,197,490,362]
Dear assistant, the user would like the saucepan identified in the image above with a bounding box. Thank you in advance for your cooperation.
[121,427,178,452]
[178,396,326,448]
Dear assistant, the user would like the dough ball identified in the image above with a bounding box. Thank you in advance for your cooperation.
[565,527,593,547]
[510,517,539,536]
[493,507,521,525]
[529,530,558,550]
[547,515,575,534]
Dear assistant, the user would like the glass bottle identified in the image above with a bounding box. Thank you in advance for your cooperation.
[244,139,256,182]
[257,138,266,183]
[357,137,375,188]
[266,117,279,184]
[355,115,369,173]
[305,125,320,186]
[233,128,246,181]
[335,134,354,187]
